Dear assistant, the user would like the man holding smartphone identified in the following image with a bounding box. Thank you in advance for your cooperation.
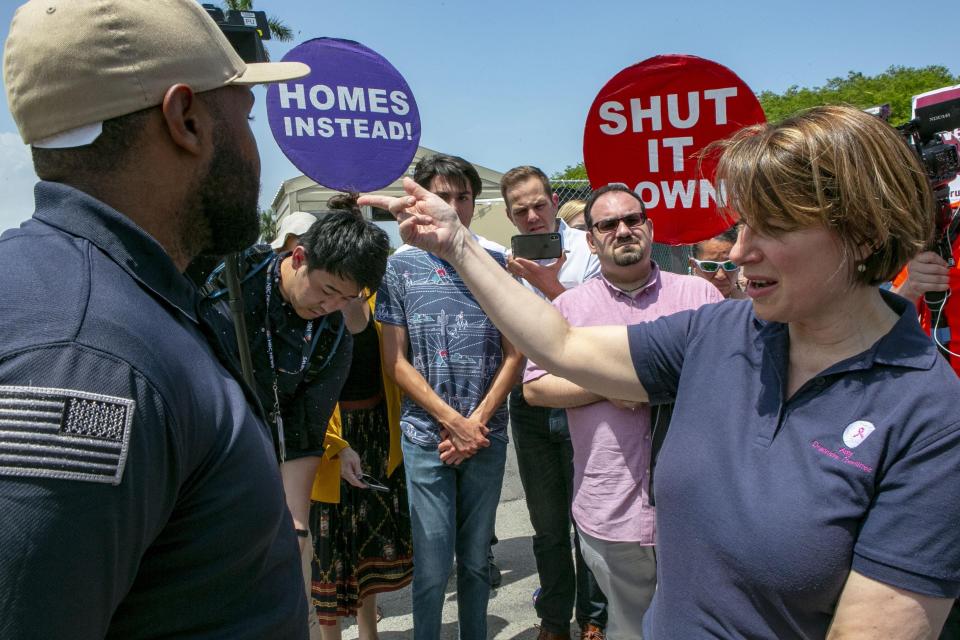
[503,166,601,299]
[500,166,606,640]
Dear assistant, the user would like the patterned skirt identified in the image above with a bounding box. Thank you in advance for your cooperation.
[309,400,414,624]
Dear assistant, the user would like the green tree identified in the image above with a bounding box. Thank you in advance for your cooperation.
[758,65,960,125]
[223,0,293,43]
[258,207,279,243]
[552,163,588,181]
[557,65,959,175]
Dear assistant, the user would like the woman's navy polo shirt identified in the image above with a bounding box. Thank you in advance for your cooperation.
[629,292,960,639]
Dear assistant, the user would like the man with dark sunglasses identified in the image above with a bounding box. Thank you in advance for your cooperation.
[523,183,722,637]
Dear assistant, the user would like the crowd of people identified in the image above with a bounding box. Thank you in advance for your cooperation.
[2,1,960,640]
[360,106,960,639]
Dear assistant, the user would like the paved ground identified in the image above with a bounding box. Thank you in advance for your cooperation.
[332,436,579,639]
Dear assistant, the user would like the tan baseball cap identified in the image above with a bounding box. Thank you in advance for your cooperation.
[3,0,310,147]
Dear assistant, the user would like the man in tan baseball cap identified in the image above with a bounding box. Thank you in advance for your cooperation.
[0,1,317,638]
[4,0,309,264]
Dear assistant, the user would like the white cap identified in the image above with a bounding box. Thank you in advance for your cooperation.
[270,211,317,250]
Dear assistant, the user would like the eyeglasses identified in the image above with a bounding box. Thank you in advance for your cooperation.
[591,212,648,234]
[690,258,738,273]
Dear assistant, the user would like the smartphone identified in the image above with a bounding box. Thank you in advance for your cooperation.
[511,232,563,260]
[359,473,389,493]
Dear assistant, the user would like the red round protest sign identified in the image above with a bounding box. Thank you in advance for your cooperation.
[583,55,766,245]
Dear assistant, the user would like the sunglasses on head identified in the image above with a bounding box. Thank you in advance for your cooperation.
[690,258,738,273]
[591,212,648,234]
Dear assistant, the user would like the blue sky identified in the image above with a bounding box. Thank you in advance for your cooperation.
[1,0,957,232]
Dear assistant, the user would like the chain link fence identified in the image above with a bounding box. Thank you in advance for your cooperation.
[552,180,692,275]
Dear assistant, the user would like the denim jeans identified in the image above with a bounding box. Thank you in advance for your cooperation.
[510,385,608,634]
[402,434,507,640]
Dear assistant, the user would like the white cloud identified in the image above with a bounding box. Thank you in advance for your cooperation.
[0,131,37,233]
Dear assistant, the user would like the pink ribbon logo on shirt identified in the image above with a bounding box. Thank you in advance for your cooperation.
[842,420,876,449]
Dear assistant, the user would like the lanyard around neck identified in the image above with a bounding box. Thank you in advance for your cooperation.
[264,256,315,377]
[260,256,346,464]
[262,256,316,464]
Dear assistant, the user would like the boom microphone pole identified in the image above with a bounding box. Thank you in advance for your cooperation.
[223,253,255,387]
[203,3,273,389]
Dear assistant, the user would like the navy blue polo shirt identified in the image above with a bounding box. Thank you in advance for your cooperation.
[0,182,307,639]
[629,293,960,639]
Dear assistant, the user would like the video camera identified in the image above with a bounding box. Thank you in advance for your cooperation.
[202,4,272,63]
[870,91,960,310]
[898,100,960,188]
[899,89,960,309]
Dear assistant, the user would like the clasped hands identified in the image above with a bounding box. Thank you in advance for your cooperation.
[437,412,490,466]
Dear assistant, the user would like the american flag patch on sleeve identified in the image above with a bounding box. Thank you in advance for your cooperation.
[0,386,134,485]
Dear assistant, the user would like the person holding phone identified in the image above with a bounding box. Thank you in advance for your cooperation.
[501,166,606,640]
[503,166,601,300]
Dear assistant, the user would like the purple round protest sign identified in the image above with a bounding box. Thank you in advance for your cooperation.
[266,38,421,192]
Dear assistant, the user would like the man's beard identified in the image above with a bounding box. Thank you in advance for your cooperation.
[613,244,645,266]
[182,132,260,260]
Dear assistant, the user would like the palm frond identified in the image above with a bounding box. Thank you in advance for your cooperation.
[267,16,293,42]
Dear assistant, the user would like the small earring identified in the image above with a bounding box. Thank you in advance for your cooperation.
[856,263,866,273]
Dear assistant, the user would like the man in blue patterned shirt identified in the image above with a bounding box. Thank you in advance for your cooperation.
[376,154,523,640]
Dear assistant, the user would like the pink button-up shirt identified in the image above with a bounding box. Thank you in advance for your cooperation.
[524,264,723,542]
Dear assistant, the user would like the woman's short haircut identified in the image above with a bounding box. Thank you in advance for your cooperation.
[413,154,482,200]
[710,104,934,286]
[557,199,586,225]
[298,210,390,293]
